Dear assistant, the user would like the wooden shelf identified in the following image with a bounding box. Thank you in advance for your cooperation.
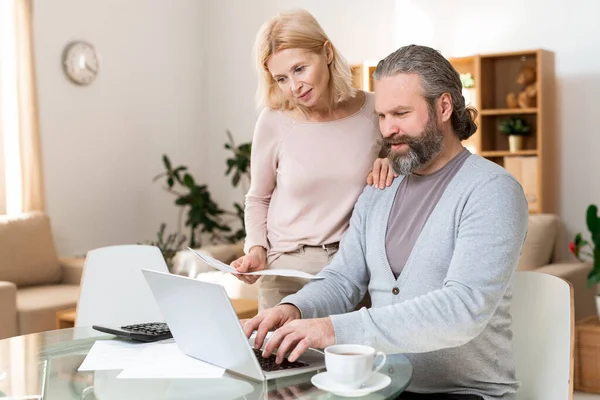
[479,49,539,59]
[480,150,538,157]
[449,49,555,214]
[480,108,537,116]
[350,62,377,92]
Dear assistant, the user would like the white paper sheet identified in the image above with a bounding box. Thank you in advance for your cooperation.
[78,340,154,371]
[189,248,324,280]
[78,340,225,379]
[117,343,225,379]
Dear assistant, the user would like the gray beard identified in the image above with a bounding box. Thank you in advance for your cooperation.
[392,150,423,176]
[384,116,444,175]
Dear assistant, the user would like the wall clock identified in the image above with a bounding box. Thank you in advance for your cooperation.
[62,41,99,86]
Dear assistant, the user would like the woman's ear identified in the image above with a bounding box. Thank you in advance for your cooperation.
[323,41,333,65]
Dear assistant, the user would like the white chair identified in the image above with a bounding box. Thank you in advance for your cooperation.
[512,271,574,400]
[75,245,169,328]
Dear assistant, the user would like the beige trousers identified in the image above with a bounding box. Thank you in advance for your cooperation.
[258,246,338,311]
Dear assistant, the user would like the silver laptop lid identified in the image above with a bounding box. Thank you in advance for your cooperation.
[141,269,265,381]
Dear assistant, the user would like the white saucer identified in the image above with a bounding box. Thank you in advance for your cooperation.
[311,371,391,397]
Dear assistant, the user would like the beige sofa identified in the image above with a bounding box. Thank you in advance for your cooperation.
[173,242,256,299]
[517,214,596,321]
[178,214,596,321]
[0,212,84,339]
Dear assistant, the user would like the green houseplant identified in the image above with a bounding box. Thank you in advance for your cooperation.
[460,73,476,107]
[148,131,251,268]
[569,204,600,287]
[459,73,475,89]
[146,222,187,270]
[499,116,531,152]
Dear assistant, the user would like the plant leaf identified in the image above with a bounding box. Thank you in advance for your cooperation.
[162,155,172,171]
[588,268,600,288]
[183,174,195,187]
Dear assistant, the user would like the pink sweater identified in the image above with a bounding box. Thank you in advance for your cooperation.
[243,91,381,255]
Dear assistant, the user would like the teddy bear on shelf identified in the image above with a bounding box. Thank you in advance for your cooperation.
[506,64,537,109]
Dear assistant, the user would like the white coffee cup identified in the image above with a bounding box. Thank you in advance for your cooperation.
[324,344,387,389]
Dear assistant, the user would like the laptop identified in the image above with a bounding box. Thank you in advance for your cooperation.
[140,269,325,382]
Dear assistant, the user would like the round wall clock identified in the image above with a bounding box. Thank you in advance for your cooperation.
[62,41,99,86]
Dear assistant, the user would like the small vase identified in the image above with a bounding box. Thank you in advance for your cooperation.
[508,135,523,152]
[462,88,476,107]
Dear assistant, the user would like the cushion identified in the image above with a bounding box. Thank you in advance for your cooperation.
[517,214,559,271]
[0,212,61,286]
[16,284,80,335]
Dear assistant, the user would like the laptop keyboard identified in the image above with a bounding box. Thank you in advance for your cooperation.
[104,322,308,370]
[253,348,308,372]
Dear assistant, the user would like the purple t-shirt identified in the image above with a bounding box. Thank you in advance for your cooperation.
[386,149,471,278]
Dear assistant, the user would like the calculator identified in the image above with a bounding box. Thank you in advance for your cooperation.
[92,322,173,342]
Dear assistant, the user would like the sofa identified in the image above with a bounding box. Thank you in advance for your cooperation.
[175,214,597,321]
[516,214,596,321]
[173,242,256,299]
[0,212,84,339]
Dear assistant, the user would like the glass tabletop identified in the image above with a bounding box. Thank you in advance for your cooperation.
[0,327,412,399]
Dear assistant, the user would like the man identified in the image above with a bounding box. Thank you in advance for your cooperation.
[243,45,528,400]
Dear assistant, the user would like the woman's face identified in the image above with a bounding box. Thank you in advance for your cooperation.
[266,46,332,110]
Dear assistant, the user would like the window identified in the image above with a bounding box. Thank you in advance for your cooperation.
[0,0,23,216]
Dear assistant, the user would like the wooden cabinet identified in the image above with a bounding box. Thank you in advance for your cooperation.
[450,49,556,214]
[350,62,377,92]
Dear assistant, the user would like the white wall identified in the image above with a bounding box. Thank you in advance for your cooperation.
[34,0,206,255]
[393,0,600,256]
[36,0,599,257]
[201,0,397,214]
[36,0,397,256]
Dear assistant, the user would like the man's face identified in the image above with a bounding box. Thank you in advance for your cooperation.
[374,73,444,175]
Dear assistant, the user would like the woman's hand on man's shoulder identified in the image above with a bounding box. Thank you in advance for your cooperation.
[367,157,398,189]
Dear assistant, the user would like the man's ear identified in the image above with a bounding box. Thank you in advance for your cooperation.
[323,41,333,64]
[439,93,453,123]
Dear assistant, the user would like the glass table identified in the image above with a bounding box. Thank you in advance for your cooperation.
[0,327,412,399]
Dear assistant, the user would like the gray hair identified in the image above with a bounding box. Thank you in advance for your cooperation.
[372,45,478,141]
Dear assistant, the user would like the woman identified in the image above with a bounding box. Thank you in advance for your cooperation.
[232,9,394,311]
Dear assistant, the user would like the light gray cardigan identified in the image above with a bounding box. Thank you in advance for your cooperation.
[283,154,528,400]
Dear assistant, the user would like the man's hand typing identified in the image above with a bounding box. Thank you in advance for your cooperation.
[262,317,335,364]
[242,304,336,364]
[243,304,301,349]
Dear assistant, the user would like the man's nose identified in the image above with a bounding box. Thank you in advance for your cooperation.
[380,118,399,137]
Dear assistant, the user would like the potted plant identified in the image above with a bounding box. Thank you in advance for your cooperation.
[460,73,476,107]
[498,116,531,152]
[569,204,600,288]
[148,130,251,269]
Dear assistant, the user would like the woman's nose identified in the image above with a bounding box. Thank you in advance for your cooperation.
[289,78,302,94]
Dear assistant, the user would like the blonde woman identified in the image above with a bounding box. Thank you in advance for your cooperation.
[232,9,394,311]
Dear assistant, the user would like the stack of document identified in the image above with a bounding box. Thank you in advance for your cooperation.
[78,340,225,379]
[188,248,324,280]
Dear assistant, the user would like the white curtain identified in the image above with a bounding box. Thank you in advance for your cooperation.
[0,0,45,215]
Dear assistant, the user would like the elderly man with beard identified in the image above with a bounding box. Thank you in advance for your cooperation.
[242,45,528,400]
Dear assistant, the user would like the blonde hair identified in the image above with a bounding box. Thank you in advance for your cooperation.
[254,9,357,111]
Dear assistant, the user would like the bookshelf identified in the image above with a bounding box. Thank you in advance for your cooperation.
[449,49,556,214]
[350,62,377,92]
